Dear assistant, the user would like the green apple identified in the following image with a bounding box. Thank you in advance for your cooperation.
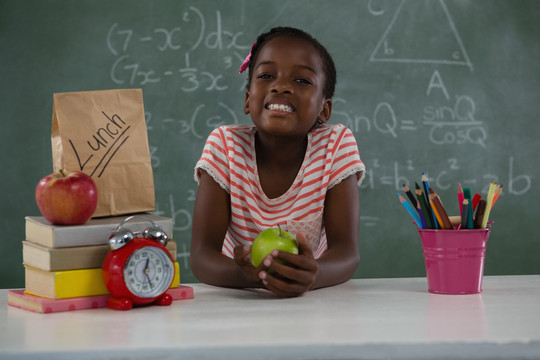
[251,228,299,267]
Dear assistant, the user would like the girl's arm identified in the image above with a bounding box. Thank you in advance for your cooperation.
[260,173,361,296]
[190,170,262,288]
[312,172,361,288]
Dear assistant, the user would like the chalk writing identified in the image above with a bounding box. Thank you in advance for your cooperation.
[333,98,418,137]
[370,0,473,71]
[107,6,250,87]
[423,95,487,147]
[334,88,486,147]
[360,156,530,196]
[145,103,239,141]
[176,243,190,270]
[153,198,193,271]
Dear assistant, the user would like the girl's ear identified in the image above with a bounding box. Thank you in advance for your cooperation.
[243,91,250,114]
[317,98,332,124]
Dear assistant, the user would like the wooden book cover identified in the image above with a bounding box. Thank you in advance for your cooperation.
[25,213,173,248]
[24,262,180,299]
[7,285,194,314]
[23,240,177,271]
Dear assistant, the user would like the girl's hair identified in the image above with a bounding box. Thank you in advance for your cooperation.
[246,27,337,100]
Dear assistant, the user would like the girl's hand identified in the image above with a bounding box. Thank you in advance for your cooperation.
[258,231,319,297]
[233,245,264,285]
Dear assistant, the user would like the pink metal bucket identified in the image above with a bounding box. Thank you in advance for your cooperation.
[418,227,491,294]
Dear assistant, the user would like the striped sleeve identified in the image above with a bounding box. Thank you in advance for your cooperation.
[194,126,232,193]
[327,125,365,189]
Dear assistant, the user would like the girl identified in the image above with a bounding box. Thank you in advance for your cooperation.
[191,27,365,297]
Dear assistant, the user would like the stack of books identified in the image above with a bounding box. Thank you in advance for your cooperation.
[8,213,193,313]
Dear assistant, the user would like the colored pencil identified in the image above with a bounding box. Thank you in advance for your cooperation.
[461,199,469,229]
[429,195,445,229]
[398,193,422,228]
[429,192,453,229]
[415,184,433,229]
[428,188,443,229]
[472,193,482,212]
[463,188,474,229]
[457,183,464,217]
[422,174,439,229]
[491,184,503,210]
[481,182,497,228]
[403,184,418,211]
[421,173,430,204]
[416,201,427,229]
[474,199,487,229]
[414,183,435,229]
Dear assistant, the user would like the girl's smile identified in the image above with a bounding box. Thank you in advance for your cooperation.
[266,103,294,113]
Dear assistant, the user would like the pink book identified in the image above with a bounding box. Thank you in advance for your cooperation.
[7,285,194,314]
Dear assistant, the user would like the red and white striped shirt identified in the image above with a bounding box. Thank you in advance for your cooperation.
[194,124,365,259]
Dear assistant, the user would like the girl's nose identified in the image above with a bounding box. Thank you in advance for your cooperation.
[271,78,292,94]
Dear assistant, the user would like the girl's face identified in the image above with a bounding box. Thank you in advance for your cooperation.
[244,36,331,139]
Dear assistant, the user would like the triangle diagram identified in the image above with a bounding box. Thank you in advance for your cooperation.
[370,0,473,71]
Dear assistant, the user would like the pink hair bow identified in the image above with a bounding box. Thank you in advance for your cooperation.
[238,41,257,74]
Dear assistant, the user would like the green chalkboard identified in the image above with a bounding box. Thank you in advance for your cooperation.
[1,0,539,288]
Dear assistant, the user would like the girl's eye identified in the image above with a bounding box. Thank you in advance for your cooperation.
[257,73,273,79]
[296,78,313,85]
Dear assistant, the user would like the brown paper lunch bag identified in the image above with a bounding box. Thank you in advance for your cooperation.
[51,88,155,217]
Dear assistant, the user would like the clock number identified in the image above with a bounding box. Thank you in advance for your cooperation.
[123,245,174,298]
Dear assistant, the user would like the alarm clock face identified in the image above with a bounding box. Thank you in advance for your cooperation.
[123,246,174,298]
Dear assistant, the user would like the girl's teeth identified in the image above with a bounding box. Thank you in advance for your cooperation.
[268,104,293,112]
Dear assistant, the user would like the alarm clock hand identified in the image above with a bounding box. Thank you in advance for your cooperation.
[143,258,154,288]
[144,257,150,271]
[145,273,154,288]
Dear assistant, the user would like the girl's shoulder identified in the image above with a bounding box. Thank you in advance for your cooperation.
[219,124,254,130]
[311,123,355,141]
[206,124,255,144]
[213,124,255,137]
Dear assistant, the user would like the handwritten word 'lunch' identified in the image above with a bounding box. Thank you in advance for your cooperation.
[69,111,130,178]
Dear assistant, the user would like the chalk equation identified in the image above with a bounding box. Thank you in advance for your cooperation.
[361,156,531,196]
[106,6,250,89]
[145,102,240,143]
[333,94,487,148]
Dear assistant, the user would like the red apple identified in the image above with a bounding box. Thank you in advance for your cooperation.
[35,170,98,225]
[251,227,299,267]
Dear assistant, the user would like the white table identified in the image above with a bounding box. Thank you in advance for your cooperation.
[1,275,540,359]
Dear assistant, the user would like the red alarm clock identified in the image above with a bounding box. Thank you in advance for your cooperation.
[102,215,175,310]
